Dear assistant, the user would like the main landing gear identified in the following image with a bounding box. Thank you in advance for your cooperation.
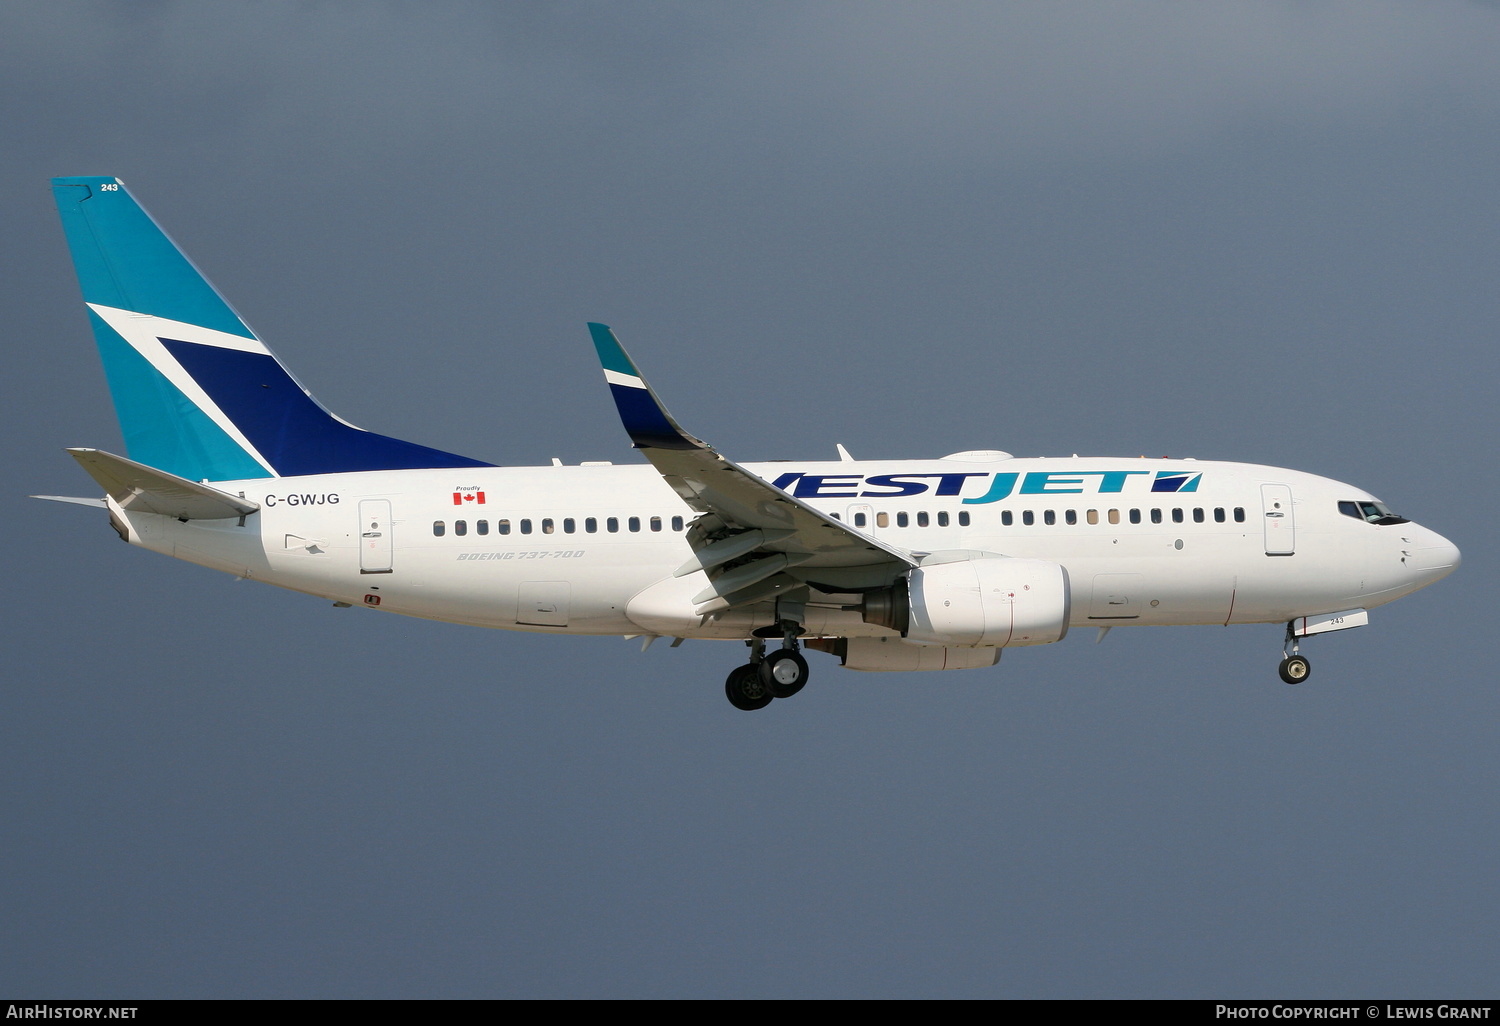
[724,622,810,711]
[1278,621,1311,685]
[724,663,773,711]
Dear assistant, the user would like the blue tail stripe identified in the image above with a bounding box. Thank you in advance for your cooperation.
[89,311,272,481]
[161,339,493,476]
[53,177,255,339]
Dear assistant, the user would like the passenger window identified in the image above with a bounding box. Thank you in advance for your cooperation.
[937,511,949,527]
[1234,507,1246,523]
[585,518,597,534]
[672,516,684,531]
[1172,508,1184,524]
[854,512,867,527]
[455,520,467,537]
[432,521,446,537]
[1129,509,1141,524]
[917,511,929,527]
[1214,508,1225,523]
[897,512,909,528]
[1001,511,1013,526]
[628,516,641,532]
[607,517,619,533]
[876,512,890,528]
[1193,508,1205,523]
[1022,510,1034,526]
[498,519,511,535]
[1065,510,1077,525]
[958,511,970,527]
[1086,510,1099,525]
[477,520,489,536]
[1107,509,1119,525]
[564,518,576,534]
[542,518,554,534]
[521,519,533,535]
[1151,509,1162,524]
[650,516,662,532]
[1044,510,1056,526]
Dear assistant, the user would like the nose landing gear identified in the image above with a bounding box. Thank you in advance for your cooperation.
[1278,622,1311,684]
[1278,654,1311,684]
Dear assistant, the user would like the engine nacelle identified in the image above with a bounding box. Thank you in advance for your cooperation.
[905,557,1070,647]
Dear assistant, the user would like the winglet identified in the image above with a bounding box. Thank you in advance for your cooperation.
[588,323,705,451]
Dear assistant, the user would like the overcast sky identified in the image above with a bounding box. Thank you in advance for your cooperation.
[3,1,1496,998]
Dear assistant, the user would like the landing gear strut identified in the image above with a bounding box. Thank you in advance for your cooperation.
[1279,622,1311,685]
[724,621,811,710]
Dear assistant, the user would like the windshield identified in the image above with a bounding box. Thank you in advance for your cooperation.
[1338,499,1410,526]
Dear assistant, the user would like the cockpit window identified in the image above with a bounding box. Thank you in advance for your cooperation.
[1338,499,1410,526]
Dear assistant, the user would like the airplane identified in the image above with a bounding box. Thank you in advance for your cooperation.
[39,176,1461,711]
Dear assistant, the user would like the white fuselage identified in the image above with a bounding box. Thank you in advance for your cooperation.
[111,454,1459,643]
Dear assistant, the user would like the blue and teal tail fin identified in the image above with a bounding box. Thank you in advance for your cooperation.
[51,176,492,481]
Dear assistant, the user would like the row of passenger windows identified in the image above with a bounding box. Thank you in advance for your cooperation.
[846,506,1244,528]
[433,515,686,537]
[433,507,1248,536]
[846,510,971,529]
[998,506,1246,526]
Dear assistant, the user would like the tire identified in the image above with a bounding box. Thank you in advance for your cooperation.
[725,663,773,711]
[1278,655,1311,685]
[758,649,809,699]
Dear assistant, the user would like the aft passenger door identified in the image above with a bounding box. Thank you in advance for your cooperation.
[359,499,393,573]
[1261,484,1295,556]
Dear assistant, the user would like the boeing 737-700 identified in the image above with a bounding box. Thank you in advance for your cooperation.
[39,177,1460,710]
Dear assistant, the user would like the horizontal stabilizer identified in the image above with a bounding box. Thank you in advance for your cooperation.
[67,448,260,520]
[31,495,108,508]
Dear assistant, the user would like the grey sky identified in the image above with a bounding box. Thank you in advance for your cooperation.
[2,1,1495,997]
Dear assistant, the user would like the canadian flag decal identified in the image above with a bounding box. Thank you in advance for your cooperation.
[453,491,486,505]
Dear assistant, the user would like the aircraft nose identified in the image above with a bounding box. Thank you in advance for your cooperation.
[1406,527,1460,578]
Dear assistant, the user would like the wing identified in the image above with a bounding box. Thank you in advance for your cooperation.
[589,323,914,615]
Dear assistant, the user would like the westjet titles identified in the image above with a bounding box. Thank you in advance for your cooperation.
[770,468,1201,502]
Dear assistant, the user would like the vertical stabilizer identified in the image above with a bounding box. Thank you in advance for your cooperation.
[52,177,492,481]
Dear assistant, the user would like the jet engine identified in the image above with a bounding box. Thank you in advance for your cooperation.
[862,557,1071,648]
